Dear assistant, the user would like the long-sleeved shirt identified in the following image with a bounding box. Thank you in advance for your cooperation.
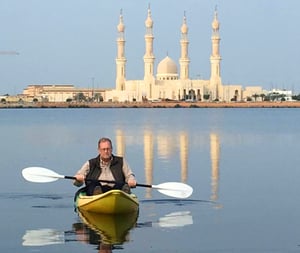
[74,156,135,187]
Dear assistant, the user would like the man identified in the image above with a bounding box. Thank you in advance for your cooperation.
[74,137,136,195]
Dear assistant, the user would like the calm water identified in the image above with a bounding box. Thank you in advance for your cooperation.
[1,108,300,252]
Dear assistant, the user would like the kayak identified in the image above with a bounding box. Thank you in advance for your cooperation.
[78,209,138,244]
[75,189,139,214]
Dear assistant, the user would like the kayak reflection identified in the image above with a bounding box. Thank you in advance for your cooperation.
[77,209,138,245]
[22,210,138,251]
[22,210,191,250]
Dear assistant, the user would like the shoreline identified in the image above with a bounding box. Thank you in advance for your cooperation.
[1,101,300,109]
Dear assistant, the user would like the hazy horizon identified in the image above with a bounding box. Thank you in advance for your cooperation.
[0,0,299,95]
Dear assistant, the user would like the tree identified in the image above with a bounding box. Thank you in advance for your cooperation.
[93,93,104,102]
[74,93,86,102]
[292,94,300,101]
[279,94,286,101]
[203,94,210,100]
[252,93,259,101]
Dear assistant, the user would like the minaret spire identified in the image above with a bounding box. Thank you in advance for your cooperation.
[143,5,155,99]
[115,9,126,91]
[179,11,190,80]
[210,7,222,100]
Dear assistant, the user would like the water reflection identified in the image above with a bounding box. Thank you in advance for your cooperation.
[22,210,192,250]
[115,129,125,157]
[22,210,138,251]
[114,128,221,202]
[179,132,188,183]
[153,211,193,228]
[77,210,138,244]
[144,130,154,198]
[210,133,220,202]
[22,225,122,252]
[23,228,66,246]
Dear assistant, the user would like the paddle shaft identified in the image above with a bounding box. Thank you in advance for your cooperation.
[65,175,152,188]
[69,177,189,195]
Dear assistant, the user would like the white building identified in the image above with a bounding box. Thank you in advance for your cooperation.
[21,7,265,103]
[268,89,294,101]
[104,7,263,103]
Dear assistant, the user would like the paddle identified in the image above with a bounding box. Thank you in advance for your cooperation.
[22,167,193,199]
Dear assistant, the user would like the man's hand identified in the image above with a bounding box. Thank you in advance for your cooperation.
[127,178,137,188]
[75,174,85,183]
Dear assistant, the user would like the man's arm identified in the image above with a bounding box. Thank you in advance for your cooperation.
[122,159,137,187]
[73,161,90,187]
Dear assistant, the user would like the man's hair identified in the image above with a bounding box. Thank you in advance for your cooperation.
[98,137,112,148]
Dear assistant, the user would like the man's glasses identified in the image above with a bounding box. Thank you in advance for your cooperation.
[100,148,112,152]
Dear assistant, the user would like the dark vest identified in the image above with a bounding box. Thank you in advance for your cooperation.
[85,155,125,185]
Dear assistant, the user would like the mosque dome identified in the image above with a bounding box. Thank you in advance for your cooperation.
[156,56,179,80]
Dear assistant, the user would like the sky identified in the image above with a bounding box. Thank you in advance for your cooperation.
[0,0,299,95]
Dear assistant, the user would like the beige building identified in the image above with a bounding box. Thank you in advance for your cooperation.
[22,7,264,103]
[23,84,107,102]
[105,7,264,102]
[242,86,265,101]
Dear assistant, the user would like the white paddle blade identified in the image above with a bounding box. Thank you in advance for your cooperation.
[153,182,193,199]
[22,167,63,183]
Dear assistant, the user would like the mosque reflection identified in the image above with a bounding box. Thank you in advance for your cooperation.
[114,129,221,202]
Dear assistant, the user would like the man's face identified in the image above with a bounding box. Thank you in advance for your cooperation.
[98,141,112,160]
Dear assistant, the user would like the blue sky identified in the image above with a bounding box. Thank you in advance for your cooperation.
[0,0,299,95]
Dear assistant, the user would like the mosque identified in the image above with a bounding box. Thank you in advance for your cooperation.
[22,7,264,103]
[104,7,263,103]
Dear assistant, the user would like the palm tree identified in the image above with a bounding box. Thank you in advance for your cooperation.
[252,93,259,101]
[74,93,86,102]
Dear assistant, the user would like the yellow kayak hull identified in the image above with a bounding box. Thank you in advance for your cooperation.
[78,209,138,244]
[76,189,139,214]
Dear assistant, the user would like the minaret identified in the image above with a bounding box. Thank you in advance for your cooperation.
[115,9,126,91]
[143,5,155,99]
[179,12,190,80]
[210,7,222,100]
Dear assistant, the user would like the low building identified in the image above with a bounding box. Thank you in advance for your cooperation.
[242,86,266,101]
[267,89,294,101]
[23,84,107,102]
